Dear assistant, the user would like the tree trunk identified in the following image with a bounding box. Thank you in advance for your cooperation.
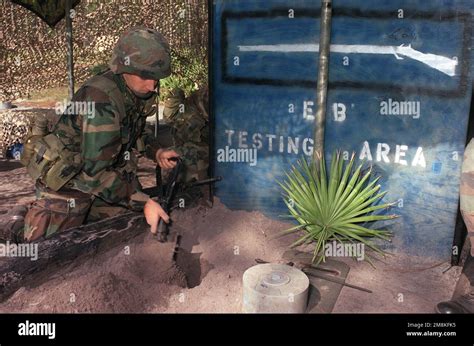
[0,211,147,302]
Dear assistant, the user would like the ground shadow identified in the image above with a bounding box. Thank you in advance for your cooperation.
[0,160,22,172]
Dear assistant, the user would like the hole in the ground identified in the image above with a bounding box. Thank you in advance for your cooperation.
[176,249,214,288]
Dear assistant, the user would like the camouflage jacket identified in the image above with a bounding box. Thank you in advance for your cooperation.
[163,87,209,145]
[52,70,170,211]
[163,88,209,182]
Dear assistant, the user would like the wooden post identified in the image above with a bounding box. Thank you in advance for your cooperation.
[313,0,332,160]
[65,0,75,99]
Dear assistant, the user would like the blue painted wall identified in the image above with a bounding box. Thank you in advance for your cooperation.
[212,0,473,259]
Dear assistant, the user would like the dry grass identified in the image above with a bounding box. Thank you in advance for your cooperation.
[27,86,70,103]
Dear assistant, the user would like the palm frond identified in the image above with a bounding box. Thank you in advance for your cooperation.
[279,151,397,265]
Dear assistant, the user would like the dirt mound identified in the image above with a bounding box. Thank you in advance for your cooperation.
[0,199,293,313]
[0,232,193,313]
[1,155,456,313]
[0,195,461,313]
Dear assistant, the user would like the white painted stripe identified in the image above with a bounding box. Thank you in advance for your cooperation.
[237,43,457,76]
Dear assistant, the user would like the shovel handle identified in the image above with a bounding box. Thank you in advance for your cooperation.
[156,218,168,242]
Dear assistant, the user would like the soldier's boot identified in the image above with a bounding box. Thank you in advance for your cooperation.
[0,205,28,243]
[436,254,474,313]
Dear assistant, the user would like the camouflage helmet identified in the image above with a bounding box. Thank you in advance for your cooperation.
[109,27,171,80]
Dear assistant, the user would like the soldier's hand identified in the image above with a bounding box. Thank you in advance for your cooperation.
[156,149,180,169]
[144,198,170,234]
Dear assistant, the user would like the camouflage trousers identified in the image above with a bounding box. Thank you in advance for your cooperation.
[461,138,474,257]
[22,182,127,242]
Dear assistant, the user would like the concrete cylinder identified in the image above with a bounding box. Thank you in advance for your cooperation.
[242,263,309,313]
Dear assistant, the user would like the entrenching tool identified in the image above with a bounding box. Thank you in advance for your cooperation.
[148,157,189,287]
[155,157,182,243]
[158,230,187,288]
[165,176,223,212]
[145,157,222,288]
[145,157,221,246]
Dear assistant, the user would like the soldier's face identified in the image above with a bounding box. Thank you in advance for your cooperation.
[123,73,158,99]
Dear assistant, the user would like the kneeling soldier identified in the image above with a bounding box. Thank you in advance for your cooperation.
[1,27,181,243]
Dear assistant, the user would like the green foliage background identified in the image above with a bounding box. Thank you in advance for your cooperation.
[160,47,208,99]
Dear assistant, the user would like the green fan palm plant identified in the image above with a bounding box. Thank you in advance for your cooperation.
[278,151,397,265]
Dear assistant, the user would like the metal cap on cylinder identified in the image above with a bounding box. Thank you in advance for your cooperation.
[242,263,309,313]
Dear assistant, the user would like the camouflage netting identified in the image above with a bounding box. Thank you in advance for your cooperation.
[0,110,30,157]
[0,0,208,101]
[0,108,57,157]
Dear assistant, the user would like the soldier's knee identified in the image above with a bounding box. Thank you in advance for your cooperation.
[23,196,91,242]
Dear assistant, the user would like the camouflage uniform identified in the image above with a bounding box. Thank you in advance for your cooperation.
[14,27,178,242]
[163,87,209,183]
[436,138,474,313]
[459,138,474,257]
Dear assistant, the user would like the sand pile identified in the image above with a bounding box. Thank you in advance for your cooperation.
[0,198,294,313]
[0,154,462,313]
[0,152,293,313]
